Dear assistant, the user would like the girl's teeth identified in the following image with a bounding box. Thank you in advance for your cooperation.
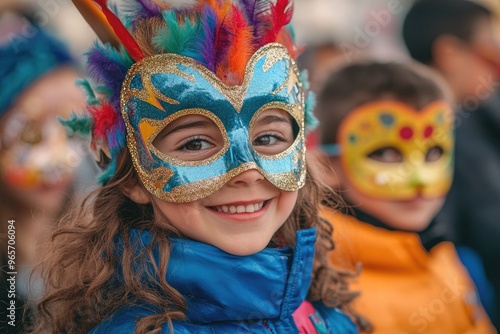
[215,201,265,213]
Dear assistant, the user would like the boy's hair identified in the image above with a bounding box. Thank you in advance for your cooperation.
[315,61,450,145]
[402,0,492,65]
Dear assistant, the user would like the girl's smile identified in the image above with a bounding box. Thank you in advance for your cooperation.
[207,198,271,220]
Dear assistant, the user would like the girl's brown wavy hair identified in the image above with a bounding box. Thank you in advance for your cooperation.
[31,149,369,333]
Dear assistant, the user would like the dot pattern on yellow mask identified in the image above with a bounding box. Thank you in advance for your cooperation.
[337,100,454,200]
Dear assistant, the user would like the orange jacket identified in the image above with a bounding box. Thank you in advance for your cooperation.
[324,210,495,334]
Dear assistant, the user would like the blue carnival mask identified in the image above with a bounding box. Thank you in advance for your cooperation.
[121,43,306,203]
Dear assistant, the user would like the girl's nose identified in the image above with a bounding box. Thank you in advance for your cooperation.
[226,168,265,187]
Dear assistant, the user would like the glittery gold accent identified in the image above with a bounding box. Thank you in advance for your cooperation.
[120,43,307,203]
[148,163,302,203]
[123,43,299,114]
[141,166,174,191]
[143,109,229,167]
[292,149,307,187]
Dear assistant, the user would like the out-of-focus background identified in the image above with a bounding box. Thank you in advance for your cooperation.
[0,0,499,332]
[1,0,498,64]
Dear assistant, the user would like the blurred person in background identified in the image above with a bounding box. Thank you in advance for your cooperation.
[317,60,495,334]
[298,40,347,149]
[403,0,500,327]
[0,11,87,333]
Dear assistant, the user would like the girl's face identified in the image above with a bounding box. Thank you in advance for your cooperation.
[0,68,86,213]
[133,108,299,255]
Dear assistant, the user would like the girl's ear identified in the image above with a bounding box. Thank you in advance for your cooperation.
[121,179,151,204]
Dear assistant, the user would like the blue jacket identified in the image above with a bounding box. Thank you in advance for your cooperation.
[90,228,358,333]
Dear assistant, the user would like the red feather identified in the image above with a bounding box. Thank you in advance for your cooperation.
[277,28,297,59]
[261,0,293,45]
[88,102,119,141]
[216,5,254,84]
[93,0,145,61]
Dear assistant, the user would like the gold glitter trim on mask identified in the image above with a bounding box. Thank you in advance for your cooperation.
[148,162,303,203]
[271,58,303,99]
[140,166,174,191]
[126,62,194,108]
[292,149,307,187]
[122,43,297,115]
[143,108,229,167]
[120,43,306,203]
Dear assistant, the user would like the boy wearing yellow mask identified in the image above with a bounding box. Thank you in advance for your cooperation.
[317,61,495,333]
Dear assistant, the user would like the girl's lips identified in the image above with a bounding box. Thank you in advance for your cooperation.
[207,200,271,219]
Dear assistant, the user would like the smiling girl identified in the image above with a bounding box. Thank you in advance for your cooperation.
[32,1,366,333]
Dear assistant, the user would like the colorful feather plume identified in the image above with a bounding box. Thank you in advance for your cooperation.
[153,11,201,56]
[260,0,293,45]
[76,0,309,183]
[153,0,201,9]
[215,4,254,84]
[197,5,217,70]
[93,0,145,61]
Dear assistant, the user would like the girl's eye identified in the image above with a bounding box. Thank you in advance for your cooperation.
[252,134,283,147]
[180,138,213,151]
[250,108,296,156]
[152,115,224,162]
[426,145,444,162]
[367,146,403,163]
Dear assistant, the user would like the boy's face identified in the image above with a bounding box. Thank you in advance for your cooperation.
[332,100,454,231]
[336,165,446,231]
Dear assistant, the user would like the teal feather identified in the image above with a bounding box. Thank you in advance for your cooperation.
[305,92,318,132]
[153,11,201,57]
[58,113,92,137]
[76,78,100,106]
[300,69,310,90]
[300,70,318,131]
[95,85,113,99]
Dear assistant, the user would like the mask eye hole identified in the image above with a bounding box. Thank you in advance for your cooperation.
[367,146,403,163]
[152,114,224,162]
[426,145,444,162]
[250,108,297,156]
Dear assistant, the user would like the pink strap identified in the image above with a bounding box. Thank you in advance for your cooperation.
[292,301,319,334]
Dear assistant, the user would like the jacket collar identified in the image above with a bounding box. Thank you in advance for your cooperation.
[129,227,317,324]
[346,205,447,251]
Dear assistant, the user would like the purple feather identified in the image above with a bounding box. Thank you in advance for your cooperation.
[196,5,217,71]
[240,0,257,25]
[137,0,161,15]
[214,17,233,69]
[242,0,271,38]
[123,0,160,25]
[87,44,133,115]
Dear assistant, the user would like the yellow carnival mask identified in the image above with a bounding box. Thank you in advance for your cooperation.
[329,101,454,200]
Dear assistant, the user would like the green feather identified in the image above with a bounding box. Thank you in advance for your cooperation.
[59,113,92,137]
[300,70,318,132]
[76,78,100,106]
[153,11,201,56]
[95,85,113,99]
